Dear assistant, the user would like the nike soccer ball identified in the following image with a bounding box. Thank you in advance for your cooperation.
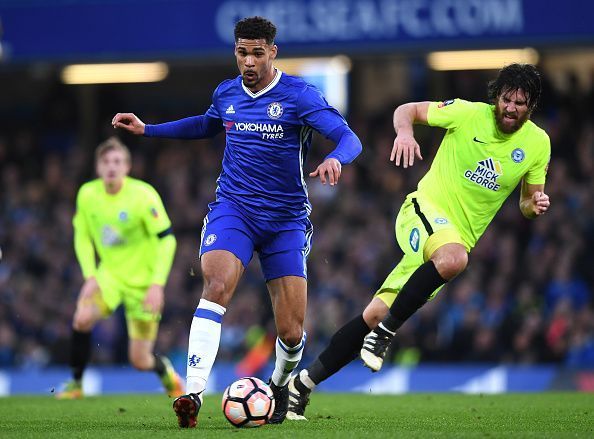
[221,377,275,428]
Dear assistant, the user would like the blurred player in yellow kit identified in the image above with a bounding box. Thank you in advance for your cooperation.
[288,64,551,419]
[56,137,183,399]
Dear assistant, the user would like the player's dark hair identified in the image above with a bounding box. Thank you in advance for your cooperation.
[234,16,276,45]
[95,136,131,164]
[488,63,541,112]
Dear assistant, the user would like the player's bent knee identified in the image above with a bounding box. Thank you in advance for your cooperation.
[362,311,383,329]
[202,279,231,305]
[433,248,468,280]
[449,250,468,276]
[362,299,389,329]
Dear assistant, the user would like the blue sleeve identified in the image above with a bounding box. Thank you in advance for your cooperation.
[297,85,362,164]
[144,112,223,139]
[296,85,347,136]
[325,124,362,164]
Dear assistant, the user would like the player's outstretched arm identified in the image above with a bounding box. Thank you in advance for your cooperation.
[112,113,145,135]
[114,114,222,140]
[519,180,550,218]
[391,102,430,168]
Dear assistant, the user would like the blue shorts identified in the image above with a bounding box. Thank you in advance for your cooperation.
[199,202,313,281]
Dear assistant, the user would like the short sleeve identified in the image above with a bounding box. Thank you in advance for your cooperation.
[524,133,551,185]
[427,99,478,130]
[141,185,172,235]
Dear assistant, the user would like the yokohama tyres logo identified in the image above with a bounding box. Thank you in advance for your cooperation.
[227,121,284,139]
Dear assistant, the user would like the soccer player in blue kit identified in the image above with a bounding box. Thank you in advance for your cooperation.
[112,16,362,428]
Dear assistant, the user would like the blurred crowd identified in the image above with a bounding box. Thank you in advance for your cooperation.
[1,67,593,372]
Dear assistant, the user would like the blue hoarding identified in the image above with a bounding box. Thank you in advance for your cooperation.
[0,363,579,396]
[0,0,593,62]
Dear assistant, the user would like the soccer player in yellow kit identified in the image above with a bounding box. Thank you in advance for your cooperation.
[287,64,551,419]
[57,137,183,399]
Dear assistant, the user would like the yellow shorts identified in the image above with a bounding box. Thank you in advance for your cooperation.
[90,268,161,340]
[375,194,468,307]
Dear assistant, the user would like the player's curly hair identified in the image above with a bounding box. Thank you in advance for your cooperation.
[487,63,542,112]
[234,16,276,45]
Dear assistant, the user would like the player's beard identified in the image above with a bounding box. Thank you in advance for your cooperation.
[494,105,529,134]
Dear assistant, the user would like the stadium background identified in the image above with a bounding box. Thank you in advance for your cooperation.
[0,0,593,394]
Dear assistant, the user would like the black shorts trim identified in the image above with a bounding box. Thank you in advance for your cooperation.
[157,227,173,239]
[412,198,434,236]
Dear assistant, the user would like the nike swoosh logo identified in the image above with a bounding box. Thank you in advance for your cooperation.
[473,137,487,144]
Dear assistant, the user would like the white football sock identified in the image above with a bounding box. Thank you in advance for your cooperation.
[186,298,226,394]
[272,332,306,387]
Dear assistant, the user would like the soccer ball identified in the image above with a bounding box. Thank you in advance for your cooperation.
[221,377,275,428]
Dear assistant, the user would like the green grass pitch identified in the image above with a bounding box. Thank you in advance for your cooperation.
[0,393,592,438]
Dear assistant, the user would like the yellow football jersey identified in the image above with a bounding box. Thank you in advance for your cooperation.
[416,99,550,249]
[73,177,172,287]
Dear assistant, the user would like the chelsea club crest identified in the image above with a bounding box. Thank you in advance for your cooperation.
[267,102,283,119]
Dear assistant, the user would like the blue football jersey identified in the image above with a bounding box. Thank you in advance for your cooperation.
[205,70,348,221]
